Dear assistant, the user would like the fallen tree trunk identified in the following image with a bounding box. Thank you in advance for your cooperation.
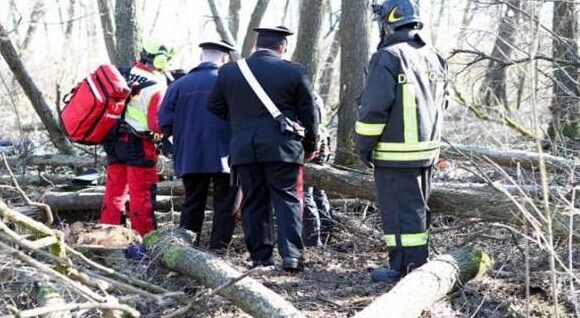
[0,173,73,186]
[354,247,492,318]
[305,164,578,236]
[441,144,579,173]
[144,228,304,318]
[43,192,183,214]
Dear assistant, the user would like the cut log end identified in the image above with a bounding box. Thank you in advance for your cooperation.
[355,247,493,318]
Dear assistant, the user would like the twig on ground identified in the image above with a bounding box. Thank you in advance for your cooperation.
[0,240,105,302]
[163,265,272,318]
[1,153,53,225]
[14,302,141,318]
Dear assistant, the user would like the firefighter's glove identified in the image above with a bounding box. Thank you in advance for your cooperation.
[358,149,374,169]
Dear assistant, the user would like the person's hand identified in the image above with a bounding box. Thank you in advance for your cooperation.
[152,133,163,142]
[305,151,318,163]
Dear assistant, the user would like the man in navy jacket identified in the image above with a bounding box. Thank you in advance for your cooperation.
[158,40,237,249]
[207,27,319,271]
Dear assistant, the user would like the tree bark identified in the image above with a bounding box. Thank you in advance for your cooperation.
[229,0,242,41]
[548,1,580,151]
[0,23,75,155]
[477,0,519,109]
[96,0,117,64]
[292,0,325,84]
[206,0,241,60]
[241,0,271,57]
[144,228,305,318]
[335,0,369,166]
[114,0,141,66]
[354,247,492,318]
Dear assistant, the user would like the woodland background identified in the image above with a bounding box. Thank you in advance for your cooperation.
[0,0,578,317]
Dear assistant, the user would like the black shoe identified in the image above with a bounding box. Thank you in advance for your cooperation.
[370,267,402,283]
[282,257,304,272]
[251,259,274,268]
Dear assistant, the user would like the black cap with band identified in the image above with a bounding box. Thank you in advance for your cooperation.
[198,40,237,53]
[253,26,294,37]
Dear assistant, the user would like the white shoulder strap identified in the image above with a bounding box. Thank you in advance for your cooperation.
[237,59,282,119]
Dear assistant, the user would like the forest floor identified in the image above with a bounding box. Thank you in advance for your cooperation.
[1,192,577,318]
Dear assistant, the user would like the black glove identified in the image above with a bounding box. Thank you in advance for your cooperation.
[158,137,174,158]
[358,149,374,169]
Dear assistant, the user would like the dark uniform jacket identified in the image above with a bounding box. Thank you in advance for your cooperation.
[158,62,232,177]
[207,50,318,166]
[356,30,448,168]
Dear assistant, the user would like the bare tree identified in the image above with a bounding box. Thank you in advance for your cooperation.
[0,23,74,154]
[96,0,117,64]
[548,1,579,151]
[19,0,45,53]
[64,0,77,39]
[241,0,271,57]
[292,0,325,84]
[206,0,241,60]
[478,0,519,109]
[335,0,369,165]
[229,0,241,41]
[318,28,340,105]
[114,0,141,66]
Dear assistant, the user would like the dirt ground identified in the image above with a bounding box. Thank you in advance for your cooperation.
[0,149,578,317]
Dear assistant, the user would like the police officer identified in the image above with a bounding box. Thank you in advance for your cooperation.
[158,40,238,250]
[208,26,319,271]
[101,41,174,237]
[356,0,448,282]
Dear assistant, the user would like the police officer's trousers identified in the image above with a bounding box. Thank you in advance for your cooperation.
[374,167,432,273]
[237,163,304,263]
[181,173,237,250]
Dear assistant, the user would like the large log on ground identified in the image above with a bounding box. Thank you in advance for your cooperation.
[304,164,578,236]
[441,144,579,173]
[43,192,183,214]
[354,247,492,318]
[144,228,304,318]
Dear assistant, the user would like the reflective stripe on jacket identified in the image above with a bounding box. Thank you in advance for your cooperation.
[123,63,167,133]
[356,30,448,168]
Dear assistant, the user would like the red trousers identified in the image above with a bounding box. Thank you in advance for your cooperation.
[100,164,158,236]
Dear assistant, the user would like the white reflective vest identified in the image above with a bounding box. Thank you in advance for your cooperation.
[124,64,167,133]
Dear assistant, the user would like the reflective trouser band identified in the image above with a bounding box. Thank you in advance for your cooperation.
[373,141,440,161]
[402,83,418,143]
[384,232,428,247]
[355,121,386,136]
[125,106,148,126]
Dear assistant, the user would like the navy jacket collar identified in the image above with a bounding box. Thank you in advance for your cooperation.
[189,62,219,73]
[250,49,282,59]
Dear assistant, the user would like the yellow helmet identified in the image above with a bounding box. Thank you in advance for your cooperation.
[141,40,175,70]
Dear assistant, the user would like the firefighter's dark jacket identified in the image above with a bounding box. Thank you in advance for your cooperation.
[356,30,448,168]
[207,50,319,166]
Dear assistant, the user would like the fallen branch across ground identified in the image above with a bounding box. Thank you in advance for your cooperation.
[304,164,577,236]
[144,228,304,318]
[354,246,493,318]
[441,144,579,173]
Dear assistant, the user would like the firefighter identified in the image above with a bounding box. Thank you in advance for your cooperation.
[100,41,174,237]
[356,0,448,282]
[208,26,319,271]
[158,40,238,250]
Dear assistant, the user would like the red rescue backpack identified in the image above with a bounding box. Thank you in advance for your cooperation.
[59,65,130,145]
